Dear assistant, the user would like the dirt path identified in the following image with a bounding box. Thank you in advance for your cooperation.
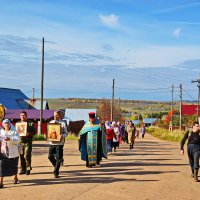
[0,134,199,200]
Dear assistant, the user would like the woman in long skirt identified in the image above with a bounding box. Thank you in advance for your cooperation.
[0,119,20,188]
[127,121,136,149]
[112,121,120,152]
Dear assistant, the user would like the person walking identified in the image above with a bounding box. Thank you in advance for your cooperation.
[99,120,108,159]
[124,121,129,143]
[117,122,123,145]
[0,119,20,188]
[181,121,200,182]
[140,124,146,138]
[57,109,69,166]
[18,111,36,175]
[127,121,136,149]
[48,110,68,178]
[112,121,120,152]
[105,121,116,156]
[79,112,106,167]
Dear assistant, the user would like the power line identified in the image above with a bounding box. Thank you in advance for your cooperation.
[42,88,112,95]
[183,89,196,101]
[115,86,172,91]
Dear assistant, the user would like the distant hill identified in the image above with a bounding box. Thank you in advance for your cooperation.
[43,98,185,115]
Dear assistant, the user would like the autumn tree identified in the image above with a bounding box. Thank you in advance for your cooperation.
[97,98,123,122]
[165,109,179,125]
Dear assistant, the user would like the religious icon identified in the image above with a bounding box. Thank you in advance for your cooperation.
[0,104,5,122]
[15,122,27,136]
[47,123,61,141]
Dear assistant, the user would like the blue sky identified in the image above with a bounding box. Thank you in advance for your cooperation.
[0,0,200,101]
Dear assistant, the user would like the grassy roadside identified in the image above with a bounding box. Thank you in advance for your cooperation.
[33,133,78,141]
[33,134,46,141]
[66,134,78,140]
[147,127,186,142]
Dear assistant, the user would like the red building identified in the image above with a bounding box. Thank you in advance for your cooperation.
[181,105,199,115]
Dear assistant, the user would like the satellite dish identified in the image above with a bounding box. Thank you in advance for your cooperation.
[0,104,5,121]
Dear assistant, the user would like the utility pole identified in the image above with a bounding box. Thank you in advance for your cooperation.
[32,88,35,100]
[191,78,200,121]
[111,79,115,121]
[39,37,44,135]
[170,84,174,131]
[118,98,121,108]
[179,84,182,133]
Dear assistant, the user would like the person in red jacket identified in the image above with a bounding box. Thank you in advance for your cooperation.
[105,121,116,156]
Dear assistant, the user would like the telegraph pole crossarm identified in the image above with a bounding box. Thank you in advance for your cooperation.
[191,79,200,120]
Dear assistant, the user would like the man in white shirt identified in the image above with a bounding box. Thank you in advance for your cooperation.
[48,110,68,178]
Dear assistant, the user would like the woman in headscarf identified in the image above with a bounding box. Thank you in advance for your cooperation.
[112,121,120,152]
[0,119,21,188]
[127,121,136,149]
[105,121,116,156]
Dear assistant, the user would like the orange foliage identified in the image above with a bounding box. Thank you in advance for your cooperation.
[97,99,123,122]
[165,109,177,124]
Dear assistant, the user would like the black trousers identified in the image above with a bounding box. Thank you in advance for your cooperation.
[187,144,200,170]
[48,145,63,175]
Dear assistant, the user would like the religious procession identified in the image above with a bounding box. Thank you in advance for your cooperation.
[0,108,149,189]
[1,102,200,193]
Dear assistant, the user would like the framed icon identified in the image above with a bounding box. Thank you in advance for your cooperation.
[0,104,5,121]
[47,123,62,141]
[15,122,27,136]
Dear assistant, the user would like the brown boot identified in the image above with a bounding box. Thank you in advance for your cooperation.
[194,169,198,182]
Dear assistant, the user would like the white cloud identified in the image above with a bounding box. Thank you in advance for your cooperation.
[154,2,200,14]
[99,14,119,28]
[120,45,200,68]
[173,27,182,38]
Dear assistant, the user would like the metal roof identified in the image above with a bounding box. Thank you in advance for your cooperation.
[131,120,140,125]
[65,108,97,122]
[5,109,55,120]
[19,99,49,110]
[0,88,30,109]
[143,118,158,124]
[30,100,49,110]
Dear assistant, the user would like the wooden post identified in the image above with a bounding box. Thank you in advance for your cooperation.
[39,37,44,135]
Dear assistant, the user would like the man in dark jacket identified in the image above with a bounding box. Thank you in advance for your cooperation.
[181,121,200,182]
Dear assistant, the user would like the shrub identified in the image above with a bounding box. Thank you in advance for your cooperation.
[66,134,78,140]
[146,127,185,142]
[33,134,46,141]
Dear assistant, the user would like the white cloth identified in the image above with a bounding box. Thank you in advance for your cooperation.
[0,129,20,158]
[49,119,68,145]
[113,127,120,142]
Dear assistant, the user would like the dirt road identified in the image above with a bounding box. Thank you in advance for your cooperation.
[0,134,199,200]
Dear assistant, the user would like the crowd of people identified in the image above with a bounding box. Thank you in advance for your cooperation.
[0,110,147,188]
[2,110,200,187]
[79,114,147,168]
[0,110,68,188]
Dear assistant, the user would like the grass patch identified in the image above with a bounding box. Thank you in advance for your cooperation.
[147,127,185,142]
[33,134,46,141]
[66,133,78,140]
[33,133,78,141]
